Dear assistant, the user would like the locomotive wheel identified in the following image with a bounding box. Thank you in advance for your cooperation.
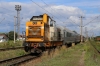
[24,46,29,52]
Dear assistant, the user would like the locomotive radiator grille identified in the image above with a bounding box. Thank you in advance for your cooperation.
[28,26,41,38]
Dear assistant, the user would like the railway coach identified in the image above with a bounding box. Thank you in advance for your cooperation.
[23,13,80,53]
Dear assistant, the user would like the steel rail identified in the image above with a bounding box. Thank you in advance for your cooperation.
[89,41,100,54]
[0,53,41,66]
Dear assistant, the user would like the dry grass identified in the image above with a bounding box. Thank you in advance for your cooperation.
[0,41,23,48]
[20,46,63,66]
[0,41,26,61]
[84,40,100,66]
[0,49,26,61]
[20,44,85,66]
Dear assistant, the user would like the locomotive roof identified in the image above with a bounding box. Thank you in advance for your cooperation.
[57,25,72,32]
[30,14,55,22]
[30,15,43,21]
[56,25,79,35]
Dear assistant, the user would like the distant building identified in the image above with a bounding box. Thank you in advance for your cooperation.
[0,34,8,43]
[17,35,25,41]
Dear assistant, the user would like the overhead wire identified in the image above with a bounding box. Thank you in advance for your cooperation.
[88,26,100,37]
[41,0,67,20]
[0,6,16,17]
[89,26,100,32]
[0,6,22,25]
[0,11,15,25]
[0,18,5,23]
[0,11,15,16]
[30,0,70,24]
[61,4,82,27]
[0,6,15,12]
[67,17,80,27]
[83,15,100,27]
[0,2,22,32]
[0,5,16,16]
[40,0,80,27]
[0,6,23,17]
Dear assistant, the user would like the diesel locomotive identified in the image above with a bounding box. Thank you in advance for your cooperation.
[23,13,80,53]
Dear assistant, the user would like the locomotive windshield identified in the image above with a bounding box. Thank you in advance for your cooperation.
[30,16,43,21]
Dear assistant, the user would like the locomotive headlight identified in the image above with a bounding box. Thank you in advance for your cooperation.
[26,26,28,29]
[41,26,44,29]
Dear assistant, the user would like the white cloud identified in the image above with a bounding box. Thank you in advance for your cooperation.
[66,1,100,7]
[0,1,100,36]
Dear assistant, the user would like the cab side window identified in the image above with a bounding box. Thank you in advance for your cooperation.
[50,21,53,27]
[67,32,72,37]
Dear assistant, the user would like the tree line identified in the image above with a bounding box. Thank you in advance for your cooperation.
[0,31,17,40]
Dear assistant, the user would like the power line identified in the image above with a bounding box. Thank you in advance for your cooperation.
[0,0,81,28]
[0,11,15,16]
[88,26,100,32]
[30,0,68,24]
[0,6,23,16]
[83,15,100,27]
[0,18,5,23]
[62,5,82,27]
[30,0,81,28]
[41,0,67,19]
[41,0,81,27]
[0,11,16,26]
[0,6,15,12]
[88,26,100,37]
[0,5,16,16]
[67,17,80,27]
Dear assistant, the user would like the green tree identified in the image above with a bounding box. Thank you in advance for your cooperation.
[7,31,17,40]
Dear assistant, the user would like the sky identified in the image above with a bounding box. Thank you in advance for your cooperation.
[0,0,100,37]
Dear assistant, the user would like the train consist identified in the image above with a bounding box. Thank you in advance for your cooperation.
[23,13,80,53]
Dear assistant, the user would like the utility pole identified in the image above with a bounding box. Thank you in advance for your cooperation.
[14,16,17,43]
[92,32,94,39]
[15,5,21,40]
[85,27,88,41]
[80,16,84,43]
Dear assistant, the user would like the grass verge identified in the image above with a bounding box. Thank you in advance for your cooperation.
[34,44,84,66]
[0,41,23,48]
[20,41,100,66]
[0,49,26,61]
[84,41,100,66]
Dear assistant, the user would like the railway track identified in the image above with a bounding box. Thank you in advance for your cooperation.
[0,47,24,51]
[89,41,100,54]
[0,53,41,66]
